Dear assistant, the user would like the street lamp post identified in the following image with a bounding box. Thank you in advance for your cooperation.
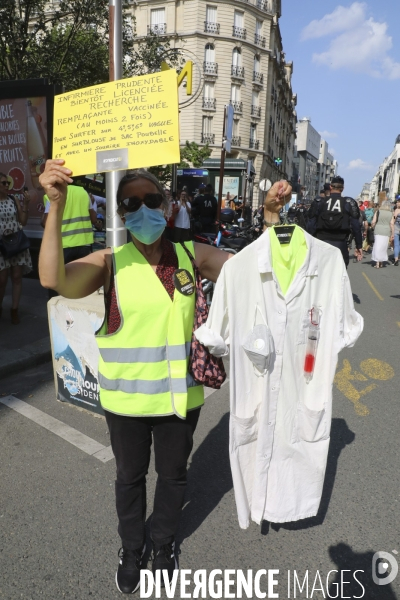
[106,0,126,248]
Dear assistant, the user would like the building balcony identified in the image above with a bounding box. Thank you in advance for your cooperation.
[147,23,167,35]
[204,21,220,34]
[231,101,243,114]
[231,136,241,146]
[202,98,216,110]
[252,71,264,85]
[201,133,215,144]
[254,34,266,47]
[255,0,273,12]
[251,105,261,117]
[232,26,246,39]
[249,139,260,149]
[231,65,245,78]
[203,61,218,76]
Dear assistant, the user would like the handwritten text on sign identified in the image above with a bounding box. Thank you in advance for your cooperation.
[52,70,180,177]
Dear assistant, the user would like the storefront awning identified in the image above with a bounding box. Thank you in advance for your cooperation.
[202,158,247,170]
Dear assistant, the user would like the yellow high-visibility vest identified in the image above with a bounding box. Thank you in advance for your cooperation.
[96,241,204,418]
[44,185,93,248]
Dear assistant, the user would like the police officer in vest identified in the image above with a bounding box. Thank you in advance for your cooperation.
[307,176,362,267]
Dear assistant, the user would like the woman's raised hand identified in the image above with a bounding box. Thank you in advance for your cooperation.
[39,159,73,206]
[265,180,293,213]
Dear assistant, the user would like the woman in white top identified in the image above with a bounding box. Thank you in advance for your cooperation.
[173,190,192,242]
[371,201,392,268]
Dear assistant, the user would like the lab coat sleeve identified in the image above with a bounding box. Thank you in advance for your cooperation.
[338,268,364,350]
[194,262,230,357]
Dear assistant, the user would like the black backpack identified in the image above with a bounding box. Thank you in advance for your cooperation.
[317,196,350,232]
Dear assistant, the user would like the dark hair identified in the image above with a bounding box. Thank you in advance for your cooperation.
[116,170,168,210]
[320,189,325,194]
[205,184,213,192]
[0,172,7,179]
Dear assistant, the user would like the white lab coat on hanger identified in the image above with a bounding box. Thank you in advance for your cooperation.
[195,228,363,528]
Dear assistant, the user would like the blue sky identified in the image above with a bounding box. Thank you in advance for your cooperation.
[279,0,400,197]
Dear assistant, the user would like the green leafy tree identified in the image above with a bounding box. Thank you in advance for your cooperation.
[0,0,183,90]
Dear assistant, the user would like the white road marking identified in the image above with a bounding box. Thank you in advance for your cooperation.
[0,395,114,463]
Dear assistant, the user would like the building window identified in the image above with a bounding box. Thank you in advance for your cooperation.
[205,6,220,34]
[231,48,244,78]
[253,55,263,84]
[202,116,215,144]
[232,119,241,146]
[149,8,166,34]
[233,11,246,39]
[231,84,242,114]
[203,83,216,109]
[204,43,218,75]
[250,124,259,149]
[251,91,261,117]
[255,20,266,47]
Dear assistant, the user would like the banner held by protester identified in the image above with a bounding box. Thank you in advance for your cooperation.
[53,69,180,176]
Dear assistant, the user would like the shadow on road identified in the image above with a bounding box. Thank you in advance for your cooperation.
[177,412,232,544]
[262,418,355,535]
[353,293,361,304]
[328,543,398,599]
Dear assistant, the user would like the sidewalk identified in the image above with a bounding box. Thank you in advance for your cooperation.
[0,277,51,380]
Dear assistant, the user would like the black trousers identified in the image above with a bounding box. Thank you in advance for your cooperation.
[104,408,201,550]
[173,227,192,243]
[322,239,349,267]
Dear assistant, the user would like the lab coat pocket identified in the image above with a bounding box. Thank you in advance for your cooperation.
[230,405,260,451]
[292,403,328,443]
[297,309,311,345]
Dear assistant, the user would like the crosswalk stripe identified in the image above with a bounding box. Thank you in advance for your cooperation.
[0,395,114,463]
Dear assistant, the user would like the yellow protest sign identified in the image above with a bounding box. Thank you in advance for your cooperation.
[52,70,180,177]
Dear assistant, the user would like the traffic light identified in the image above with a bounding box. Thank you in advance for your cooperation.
[274,157,282,166]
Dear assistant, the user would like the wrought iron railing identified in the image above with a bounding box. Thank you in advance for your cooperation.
[231,65,245,78]
[202,98,216,110]
[204,21,220,34]
[201,133,215,144]
[232,26,246,39]
[147,23,167,34]
[203,62,218,75]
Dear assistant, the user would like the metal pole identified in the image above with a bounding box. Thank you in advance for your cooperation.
[106,0,126,248]
[216,105,227,223]
[171,164,178,198]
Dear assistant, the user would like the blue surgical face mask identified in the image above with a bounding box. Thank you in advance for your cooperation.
[124,204,166,245]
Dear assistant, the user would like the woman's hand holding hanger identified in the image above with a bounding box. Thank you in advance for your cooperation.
[265,180,292,213]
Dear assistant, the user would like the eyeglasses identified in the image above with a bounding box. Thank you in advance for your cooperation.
[120,193,164,213]
[1,180,9,187]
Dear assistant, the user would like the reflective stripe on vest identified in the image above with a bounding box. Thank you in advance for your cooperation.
[60,186,94,248]
[99,342,191,363]
[96,241,204,418]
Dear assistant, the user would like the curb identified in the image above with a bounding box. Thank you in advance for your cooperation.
[0,337,52,380]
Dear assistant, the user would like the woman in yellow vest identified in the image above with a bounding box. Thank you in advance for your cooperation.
[38,159,292,594]
[38,158,231,595]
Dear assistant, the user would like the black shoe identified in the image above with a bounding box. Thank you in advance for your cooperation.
[151,541,178,586]
[115,545,145,594]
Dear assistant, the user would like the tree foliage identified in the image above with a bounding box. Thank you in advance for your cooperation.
[0,0,182,90]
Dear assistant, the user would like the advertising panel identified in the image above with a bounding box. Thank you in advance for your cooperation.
[214,176,240,199]
[0,96,49,219]
[48,295,104,415]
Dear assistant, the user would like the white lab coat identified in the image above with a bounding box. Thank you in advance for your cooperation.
[195,228,363,528]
